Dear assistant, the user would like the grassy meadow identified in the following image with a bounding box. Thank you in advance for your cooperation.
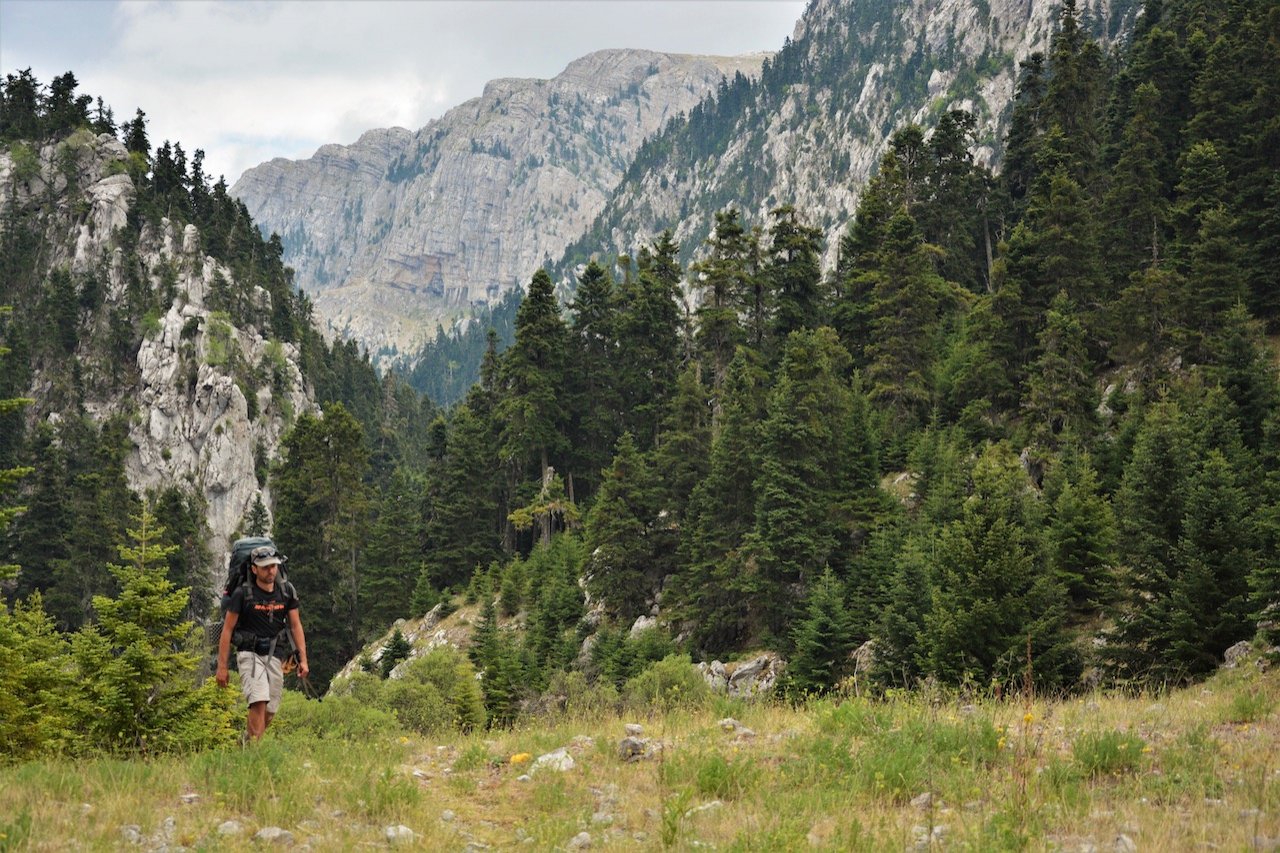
[2,658,1276,851]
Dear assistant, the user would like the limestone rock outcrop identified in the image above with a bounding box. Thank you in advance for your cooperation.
[560,0,1139,278]
[232,49,767,358]
[1,131,317,570]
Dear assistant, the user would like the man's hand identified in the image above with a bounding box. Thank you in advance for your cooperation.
[298,659,309,679]
[216,664,229,688]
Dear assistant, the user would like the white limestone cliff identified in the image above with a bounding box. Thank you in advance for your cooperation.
[232,49,767,358]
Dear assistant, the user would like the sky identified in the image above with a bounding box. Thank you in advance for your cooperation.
[1,0,807,185]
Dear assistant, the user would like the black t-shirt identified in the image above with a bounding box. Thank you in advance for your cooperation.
[227,581,298,643]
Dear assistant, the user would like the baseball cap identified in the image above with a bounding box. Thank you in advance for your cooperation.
[251,545,283,567]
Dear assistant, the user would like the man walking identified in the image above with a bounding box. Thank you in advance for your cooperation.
[216,545,308,741]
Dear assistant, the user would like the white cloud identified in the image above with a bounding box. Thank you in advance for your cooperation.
[2,0,805,182]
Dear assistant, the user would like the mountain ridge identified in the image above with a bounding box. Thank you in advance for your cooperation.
[232,48,768,359]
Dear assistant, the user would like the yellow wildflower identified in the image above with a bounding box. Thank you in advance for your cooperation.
[510,752,532,766]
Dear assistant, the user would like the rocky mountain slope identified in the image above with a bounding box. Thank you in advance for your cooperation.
[558,0,1140,277]
[232,49,766,358]
[0,131,315,560]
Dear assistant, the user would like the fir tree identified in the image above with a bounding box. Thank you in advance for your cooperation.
[273,403,370,688]
[692,209,750,403]
[614,233,684,448]
[749,327,861,641]
[0,593,74,760]
[70,505,236,753]
[923,444,1077,689]
[765,205,825,352]
[787,567,856,695]
[243,494,269,538]
[1023,290,1097,444]
[422,403,500,590]
[584,433,663,621]
[1044,451,1116,612]
[565,260,621,502]
[497,268,568,479]
[874,537,932,687]
[863,211,959,423]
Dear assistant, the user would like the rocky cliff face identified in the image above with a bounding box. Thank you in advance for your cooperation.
[559,0,1139,276]
[232,49,766,359]
[0,131,315,561]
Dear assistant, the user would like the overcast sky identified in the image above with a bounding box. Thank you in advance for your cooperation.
[1,0,807,184]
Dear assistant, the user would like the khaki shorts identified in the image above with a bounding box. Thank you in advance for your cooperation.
[237,652,284,713]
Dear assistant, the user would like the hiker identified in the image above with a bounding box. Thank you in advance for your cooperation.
[216,545,309,741]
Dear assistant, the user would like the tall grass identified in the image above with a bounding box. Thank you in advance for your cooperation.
[0,663,1275,851]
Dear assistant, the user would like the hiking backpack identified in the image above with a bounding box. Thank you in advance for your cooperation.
[219,536,291,615]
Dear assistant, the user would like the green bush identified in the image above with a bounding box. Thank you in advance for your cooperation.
[271,691,401,741]
[381,678,451,735]
[622,654,712,711]
[546,670,620,717]
[398,647,486,732]
[141,308,162,339]
[1072,730,1147,777]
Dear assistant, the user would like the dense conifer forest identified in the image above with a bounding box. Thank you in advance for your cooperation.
[1,0,1278,757]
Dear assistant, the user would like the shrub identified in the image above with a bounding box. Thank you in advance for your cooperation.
[141,308,162,339]
[398,647,486,732]
[622,654,712,711]
[381,678,451,735]
[545,670,620,718]
[1072,730,1147,777]
[271,692,401,741]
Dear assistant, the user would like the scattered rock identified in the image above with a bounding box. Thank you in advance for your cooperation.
[719,718,743,732]
[253,826,295,846]
[591,812,613,826]
[1113,834,1137,852]
[630,615,657,636]
[1254,837,1280,851]
[120,825,144,845]
[911,792,935,809]
[441,810,456,822]
[533,748,576,773]
[910,824,948,851]
[624,723,644,736]
[618,737,648,761]
[79,803,92,816]
[179,793,200,805]
[685,800,724,818]
[385,825,415,845]
[517,774,532,782]
[216,820,244,837]
[1224,641,1253,667]
[567,831,592,849]
[570,735,595,751]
